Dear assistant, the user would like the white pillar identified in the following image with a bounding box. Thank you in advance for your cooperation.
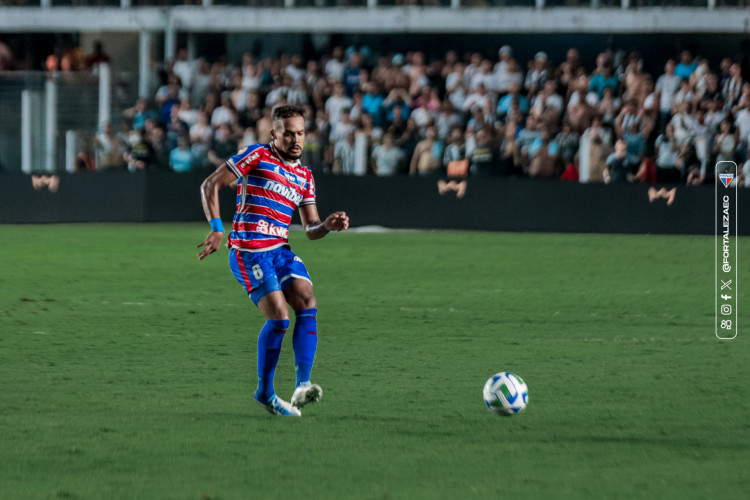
[45,78,57,173]
[707,0,715,8]
[202,0,211,6]
[536,0,544,8]
[367,0,376,8]
[66,130,78,173]
[284,0,294,7]
[121,0,131,7]
[21,90,33,174]
[165,22,176,62]
[139,30,152,98]
[187,33,197,60]
[40,0,51,7]
[99,62,111,128]
[451,0,459,8]
[621,0,629,9]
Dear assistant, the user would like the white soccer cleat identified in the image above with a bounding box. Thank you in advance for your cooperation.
[254,394,301,417]
[291,383,323,409]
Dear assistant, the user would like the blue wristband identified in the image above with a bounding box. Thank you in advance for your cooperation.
[209,218,224,233]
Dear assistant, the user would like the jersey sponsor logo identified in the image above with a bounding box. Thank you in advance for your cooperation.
[283,170,305,186]
[263,180,303,204]
[254,219,289,238]
[237,151,261,170]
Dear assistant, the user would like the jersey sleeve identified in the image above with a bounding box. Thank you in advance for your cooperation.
[299,168,316,207]
[226,144,264,178]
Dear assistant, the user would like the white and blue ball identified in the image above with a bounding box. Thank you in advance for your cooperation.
[483,372,529,416]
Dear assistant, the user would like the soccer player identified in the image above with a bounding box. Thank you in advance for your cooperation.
[197,105,349,417]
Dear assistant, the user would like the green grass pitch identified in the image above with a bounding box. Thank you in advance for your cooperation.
[1,224,748,499]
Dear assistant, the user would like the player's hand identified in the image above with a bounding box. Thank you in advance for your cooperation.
[324,211,349,232]
[197,231,224,261]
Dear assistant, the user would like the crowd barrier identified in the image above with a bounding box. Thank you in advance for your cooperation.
[0,171,745,235]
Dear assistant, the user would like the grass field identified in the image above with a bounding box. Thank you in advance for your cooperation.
[1,224,748,500]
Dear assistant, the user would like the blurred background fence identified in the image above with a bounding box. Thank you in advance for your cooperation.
[0,67,138,173]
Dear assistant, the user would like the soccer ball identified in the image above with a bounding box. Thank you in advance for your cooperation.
[483,372,529,416]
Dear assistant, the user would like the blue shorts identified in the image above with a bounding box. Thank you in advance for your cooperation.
[229,246,312,306]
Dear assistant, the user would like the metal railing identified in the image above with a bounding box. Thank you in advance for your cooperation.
[2,0,744,7]
[0,65,139,173]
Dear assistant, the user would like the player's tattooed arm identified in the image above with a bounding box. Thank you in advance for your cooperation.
[300,205,349,240]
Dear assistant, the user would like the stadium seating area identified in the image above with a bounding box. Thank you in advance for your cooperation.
[72,41,747,186]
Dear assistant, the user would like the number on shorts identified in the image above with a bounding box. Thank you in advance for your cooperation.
[251,264,264,280]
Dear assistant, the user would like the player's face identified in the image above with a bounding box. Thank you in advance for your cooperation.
[272,116,305,161]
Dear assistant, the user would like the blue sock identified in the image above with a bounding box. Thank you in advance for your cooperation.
[292,308,318,387]
[254,319,289,402]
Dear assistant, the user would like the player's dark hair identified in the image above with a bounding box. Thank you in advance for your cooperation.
[272,105,305,122]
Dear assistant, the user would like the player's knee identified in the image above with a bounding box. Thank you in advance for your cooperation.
[266,308,290,321]
[296,294,316,311]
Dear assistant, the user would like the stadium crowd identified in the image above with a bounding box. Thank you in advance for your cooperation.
[86,44,750,186]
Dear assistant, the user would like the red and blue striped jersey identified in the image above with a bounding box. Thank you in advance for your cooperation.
[225,143,316,252]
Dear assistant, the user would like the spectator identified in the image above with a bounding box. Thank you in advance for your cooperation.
[124,129,153,172]
[169,135,195,173]
[94,122,126,171]
[579,116,612,183]
[343,51,363,97]
[123,98,157,131]
[85,41,111,74]
[407,51,429,96]
[670,101,696,145]
[147,124,170,170]
[207,123,238,167]
[441,125,467,177]
[672,79,695,114]
[605,139,638,183]
[525,51,549,97]
[722,63,743,109]
[190,109,213,168]
[623,122,646,163]
[470,59,495,93]
[497,81,529,119]
[653,123,681,182]
[166,105,189,152]
[494,45,514,89]
[334,130,356,175]
[210,93,236,127]
[713,118,736,164]
[468,127,498,177]
[556,48,582,96]
[435,100,463,142]
[325,46,346,81]
[325,81,352,125]
[445,61,468,111]
[675,50,697,80]
[409,126,443,177]
[191,59,212,107]
[173,47,196,93]
[589,60,618,99]
[362,82,385,127]
[530,79,564,123]
[598,86,621,130]
[371,132,405,176]
[556,122,580,168]
[734,100,750,152]
[527,125,559,178]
